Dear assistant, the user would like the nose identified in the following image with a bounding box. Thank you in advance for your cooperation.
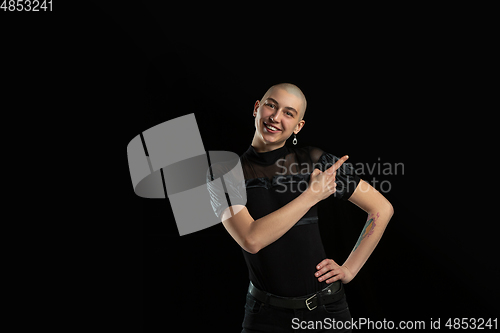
[270,110,280,122]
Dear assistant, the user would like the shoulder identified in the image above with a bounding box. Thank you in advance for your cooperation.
[291,146,327,163]
[306,146,327,163]
[206,152,243,181]
[284,146,329,167]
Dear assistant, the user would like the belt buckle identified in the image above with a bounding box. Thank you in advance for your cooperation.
[305,294,317,311]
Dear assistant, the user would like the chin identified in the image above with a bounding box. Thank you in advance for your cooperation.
[261,133,285,145]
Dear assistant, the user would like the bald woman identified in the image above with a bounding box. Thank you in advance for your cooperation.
[207,83,394,332]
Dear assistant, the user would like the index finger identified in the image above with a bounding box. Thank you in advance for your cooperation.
[327,155,349,173]
[316,259,332,270]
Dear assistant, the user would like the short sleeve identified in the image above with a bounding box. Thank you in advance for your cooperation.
[206,161,246,220]
[316,152,360,200]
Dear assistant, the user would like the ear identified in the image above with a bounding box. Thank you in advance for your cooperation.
[294,119,305,134]
[253,100,260,117]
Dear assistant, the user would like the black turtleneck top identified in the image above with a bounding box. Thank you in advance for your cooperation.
[207,145,360,297]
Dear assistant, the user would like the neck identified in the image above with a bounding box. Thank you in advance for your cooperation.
[251,131,286,153]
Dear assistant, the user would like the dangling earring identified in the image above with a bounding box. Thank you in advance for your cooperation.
[293,133,298,145]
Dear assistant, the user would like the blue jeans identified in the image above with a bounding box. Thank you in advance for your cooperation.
[241,284,352,332]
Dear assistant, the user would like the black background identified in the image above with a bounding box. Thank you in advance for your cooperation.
[107,4,497,333]
[3,2,496,332]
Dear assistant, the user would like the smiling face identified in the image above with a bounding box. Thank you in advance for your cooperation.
[252,85,306,152]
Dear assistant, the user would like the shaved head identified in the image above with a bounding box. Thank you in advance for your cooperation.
[252,83,307,151]
[261,83,307,120]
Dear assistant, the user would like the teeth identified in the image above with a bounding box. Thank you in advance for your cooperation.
[266,124,279,131]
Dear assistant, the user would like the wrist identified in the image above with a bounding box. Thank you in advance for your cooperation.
[301,188,320,207]
[341,263,357,280]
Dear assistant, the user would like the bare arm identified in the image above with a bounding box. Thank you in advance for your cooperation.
[221,156,350,254]
[343,179,394,277]
[315,179,394,283]
[221,195,315,254]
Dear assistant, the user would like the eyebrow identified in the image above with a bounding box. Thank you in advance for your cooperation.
[266,97,298,114]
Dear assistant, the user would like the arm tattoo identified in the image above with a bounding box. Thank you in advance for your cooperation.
[352,212,379,252]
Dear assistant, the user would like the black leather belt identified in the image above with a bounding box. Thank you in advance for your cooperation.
[248,280,343,311]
